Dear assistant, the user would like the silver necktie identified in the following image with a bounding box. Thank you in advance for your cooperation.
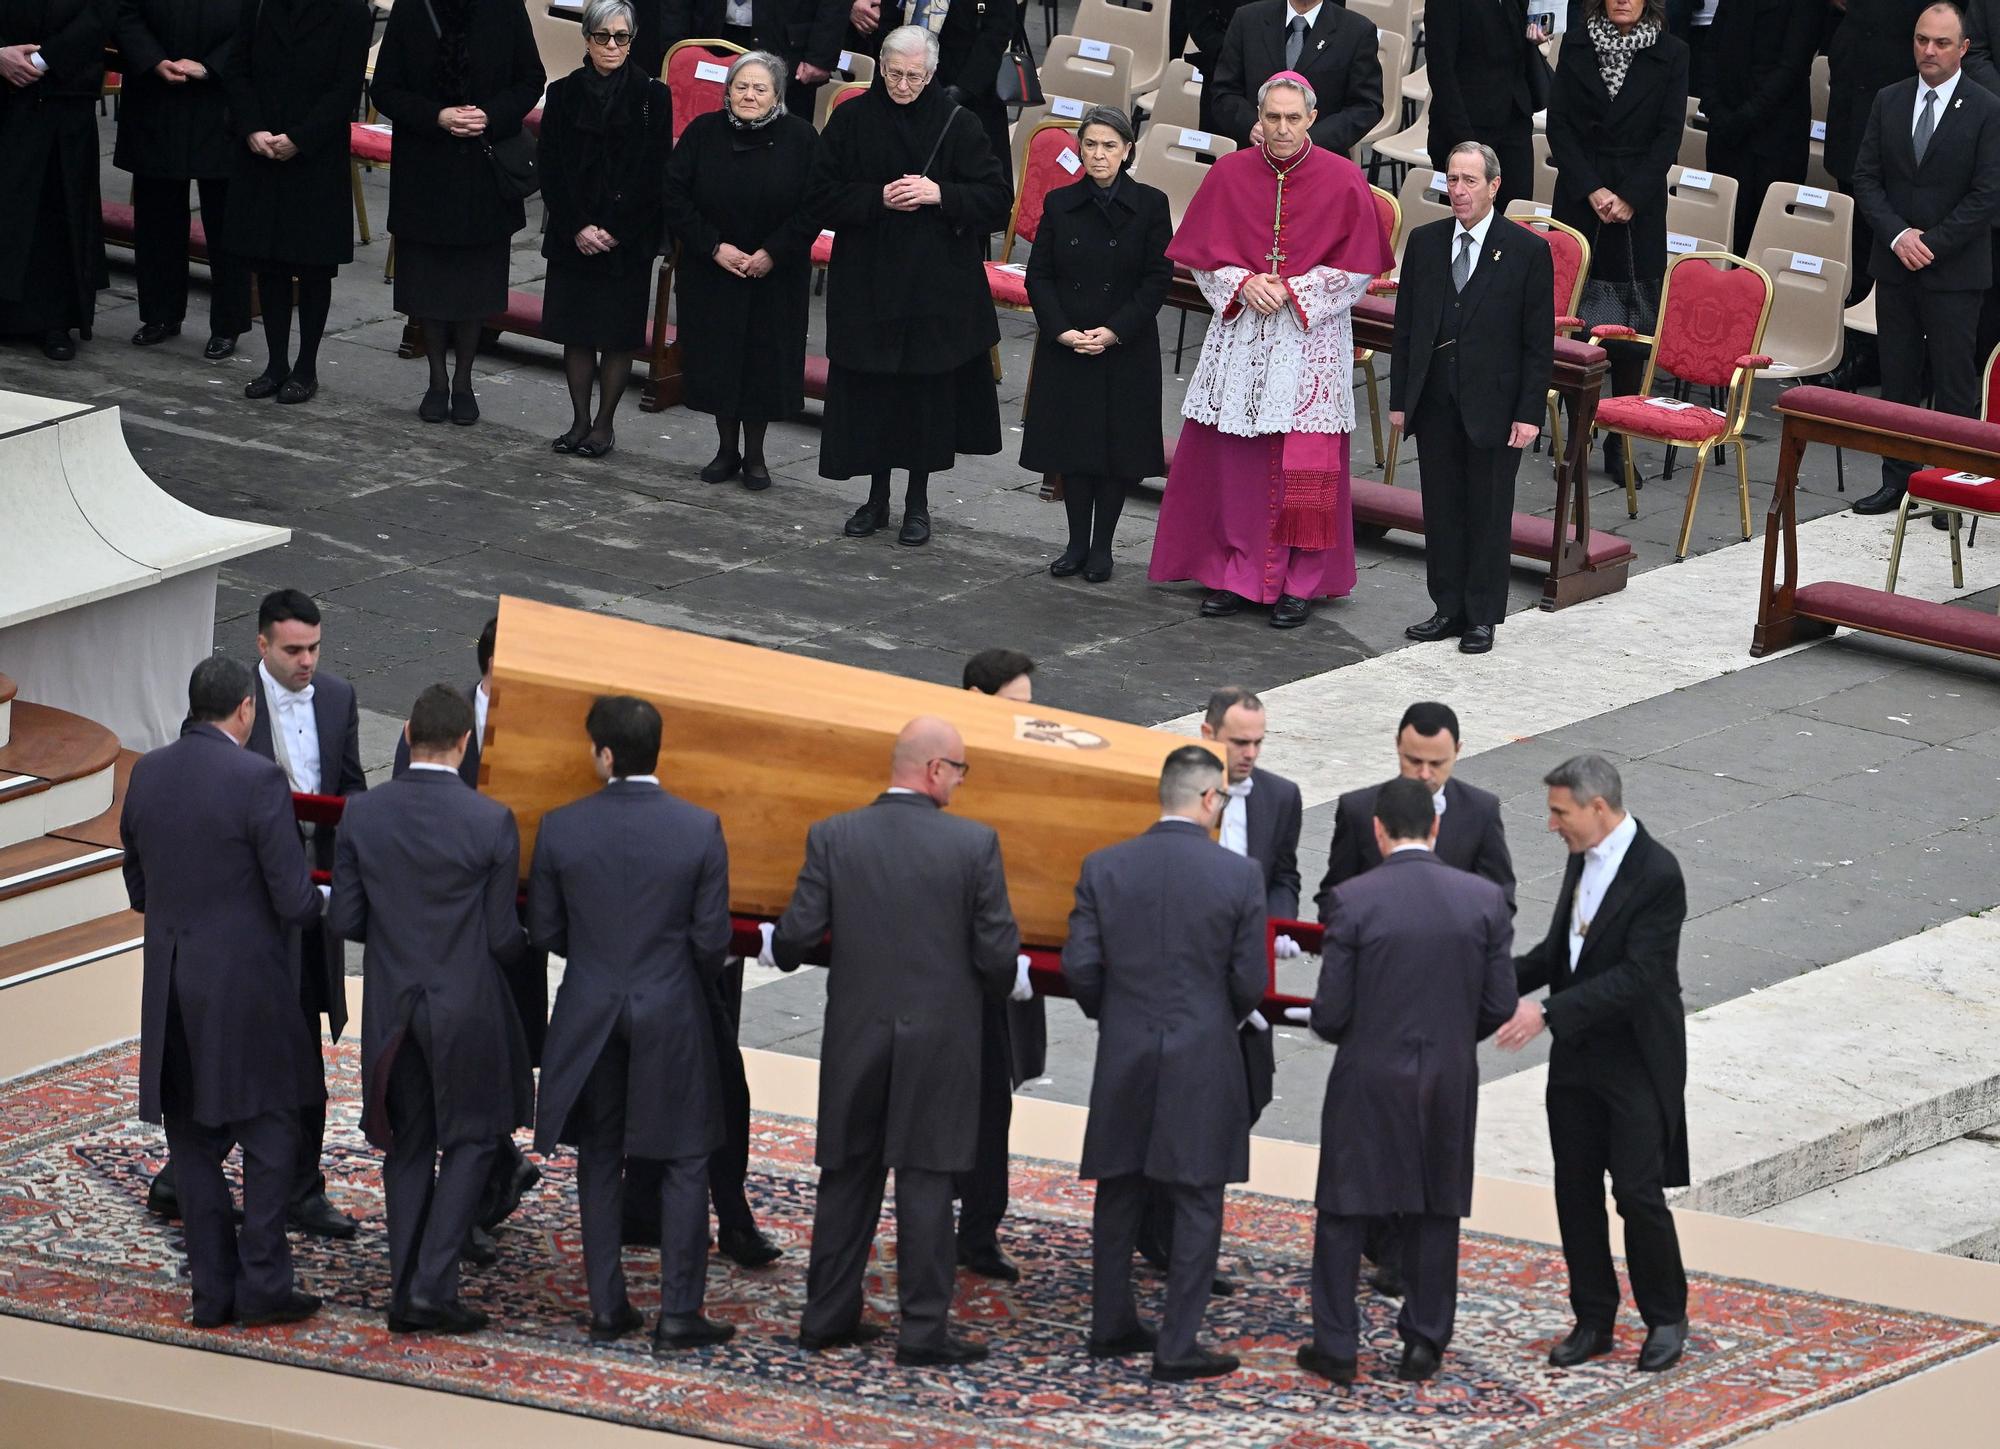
[1915,89,1937,163]
[1285,15,1307,70]
[1453,231,1472,292]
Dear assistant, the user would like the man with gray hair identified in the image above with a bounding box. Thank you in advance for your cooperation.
[1063,744,1268,1381]
[1497,753,1692,1375]
[1210,0,1384,154]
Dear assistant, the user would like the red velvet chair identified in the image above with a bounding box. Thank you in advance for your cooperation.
[1887,343,2000,594]
[664,38,747,143]
[1591,251,1775,560]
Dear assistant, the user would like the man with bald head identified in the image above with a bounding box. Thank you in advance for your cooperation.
[775,715,1022,1367]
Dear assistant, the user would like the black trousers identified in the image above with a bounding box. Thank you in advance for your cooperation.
[131,173,251,335]
[383,1030,495,1309]
[1875,276,1983,493]
[1490,125,1535,214]
[160,987,299,1323]
[707,958,757,1237]
[152,1002,326,1213]
[801,1159,956,1350]
[1311,1210,1461,1358]
[1546,1060,1687,1331]
[1414,387,1522,626]
[953,998,1012,1252]
[1093,1174,1223,1362]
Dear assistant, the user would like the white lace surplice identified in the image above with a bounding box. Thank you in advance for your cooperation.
[1181,266,1375,439]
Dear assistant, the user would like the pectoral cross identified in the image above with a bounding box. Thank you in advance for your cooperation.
[1265,242,1287,273]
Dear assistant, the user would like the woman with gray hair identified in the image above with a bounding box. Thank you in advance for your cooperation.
[663,51,819,489]
[538,0,673,458]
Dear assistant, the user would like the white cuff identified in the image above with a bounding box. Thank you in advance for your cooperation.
[1010,954,1035,1003]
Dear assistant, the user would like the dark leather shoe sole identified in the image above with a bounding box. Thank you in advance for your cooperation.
[1403,616,1463,643]
[132,323,181,346]
[1270,596,1312,628]
[589,1303,644,1341]
[275,378,318,405]
[239,1292,321,1328]
[798,1320,886,1351]
[1850,489,1906,515]
[388,1301,489,1335]
[287,1207,358,1240]
[1397,1346,1441,1381]
[895,1339,988,1367]
[718,1232,783,1268]
[1295,1344,1356,1384]
[1049,550,1087,577]
[653,1317,735,1350]
[1089,1326,1158,1358]
[1459,627,1495,654]
[1635,1320,1689,1373]
[245,373,286,399]
[1151,1351,1240,1381]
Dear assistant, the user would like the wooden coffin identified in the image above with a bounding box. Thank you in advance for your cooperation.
[483,597,1213,946]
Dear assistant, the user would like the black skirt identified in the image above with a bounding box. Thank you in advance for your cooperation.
[819,354,1002,479]
[393,237,510,321]
[542,259,651,353]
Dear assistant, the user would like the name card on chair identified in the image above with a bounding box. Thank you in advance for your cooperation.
[1178,127,1213,150]
[1078,38,1113,60]
[1527,202,1553,215]
[1797,185,1831,207]
[1677,168,1714,190]
[1191,67,1204,83]
[1050,95,1086,118]
[1428,170,1448,193]
[1667,232,1698,254]
[1944,472,1998,485]
[1789,253,1825,275]
[1646,398,1698,411]
[1810,120,1827,140]
[1056,147,1081,174]
[694,60,730,83]
[838,49,854,69]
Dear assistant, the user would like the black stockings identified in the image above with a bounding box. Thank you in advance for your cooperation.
[1062,473,1128,565]
[712,416,769,467]
[424,318,482,395]
[254,272,331,383]
[561,346,632,446]
[866,469,928,515]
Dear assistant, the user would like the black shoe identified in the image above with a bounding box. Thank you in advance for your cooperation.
[1088,1324,1158,1358]
[1050,546,1088,577]
[388,1298,489,1335]
[480,1155,541,1231]
[1209,1274,1237,1297]
[1270,593,1312,628]
[956,1241,1020,1282]
[287,1194,358,1240]
[1851,484,1906,515]
[1933,508,1954,532]
[1636,1318,1688,1373]
[190,1305,236,1330]
[147,1173,180,1221]
[575,433,615,458]
[700,450,742,483]
[239,1291,322,1328]
[450,391,479,425]
[1398,1337,1442,1382]
[653,1312,735,1351]
[276,376,317,405]
[1200,588,1247,617]
[1404,612,1464,643]
[1083,553,1113,584]
[132,321,181,347]
[1151,1346,1239,1382]
[552,429,584,453]
[245,371,286,399]
[742,461,772,491]
[460,1224,498,1266]
[798,1319,887,1352]
[895,1334,987,1367]
[1368,1261,1407,1297]
[717,1225,782,1268]
[844,501,890,537]
[419,388,450,423]
[42,330,76,361]
[898,511,931,546]
[589,1301,644,1342]
[204,335,236,360]
[1295,1343,1356,1384]
[1458,624,1495,654]
[1548,1323,1616,1368]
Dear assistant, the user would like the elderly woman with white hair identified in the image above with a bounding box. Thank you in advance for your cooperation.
[537,0,673,458]
[663,50,819,490]
[804,23,1011,547]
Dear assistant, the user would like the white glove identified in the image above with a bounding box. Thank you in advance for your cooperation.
[1242,1009,1269,1032]
[1010,953,1035,1002]
[756,920,778,970]
[1283,1005,1311,1025]
[1274,933,1303,959]
[316,883,332,906]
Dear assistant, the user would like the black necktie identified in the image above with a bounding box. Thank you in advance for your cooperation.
[1285,15,1307,70]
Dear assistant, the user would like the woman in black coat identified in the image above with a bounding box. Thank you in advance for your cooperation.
[1020,106,1172,584]
[370,0,544,424]
[539,0,672,459]
[220,0,371,402]
[1702,0,1820,251]
[1545,0,1688,475]
[114,0,251,355]
[805,24,1012,547]
[663,50,818,488]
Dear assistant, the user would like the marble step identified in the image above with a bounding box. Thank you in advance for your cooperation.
[1750,1125,2000,1263]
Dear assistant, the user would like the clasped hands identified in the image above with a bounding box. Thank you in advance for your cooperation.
[714,241,774,277]
[0,43,41,87]
[246,130,298,160]
[576,225,620,255]
[438,104,488,138]
[1389,409,1539,451]
[153,57,209,83]
[883,174,941,211]
[1240,272,1291,317]
[1892,228,1935,271]
[1058,326,1119,354]
[1588,187,1633,225]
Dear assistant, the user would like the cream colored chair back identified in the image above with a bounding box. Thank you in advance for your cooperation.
[1746,183,1855,273]
[1146,59,1204,133]
[1357,31,1406,156]
[1677,97,1706,169]
[1041,33,1136,112]
[1752,247,1850,379]
[1666,164,1740,251]
[1073,0,1171,98]
[1130,123,1237,228]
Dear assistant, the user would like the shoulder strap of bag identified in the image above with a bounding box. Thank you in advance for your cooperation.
[922,104,962,177]
[419,0,441,37]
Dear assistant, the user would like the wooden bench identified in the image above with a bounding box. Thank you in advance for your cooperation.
[1753,385,2000,663]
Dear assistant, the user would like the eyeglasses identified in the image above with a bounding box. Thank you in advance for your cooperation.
[930,757,970,778]
[587,29,634,46]
[882,67,928,86]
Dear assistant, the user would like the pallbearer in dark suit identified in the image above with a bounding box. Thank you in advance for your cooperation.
[329,686,532,1335]
[1065,746,1268,1383]
[1210,0,1385,154]
[1298,778,1517,1385]
[1392,142,1554,657]
[531,696,738,1351]
[120,657,325,1330]
[1496,753,1691,1374]
[776,716,1021,1366]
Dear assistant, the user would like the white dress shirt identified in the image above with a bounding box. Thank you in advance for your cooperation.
[473,681,490,746]
[258,659,319,794]
[614,774,660,786]
[1913,69,1960,136]
[1389,841,1430,855]
[1567,812,1638,970]
[1287,1,1325,31]
[1433,785,1448,816]
[407,761,458,776]
[1451,206,1498,284]
[1219,776,1253,856]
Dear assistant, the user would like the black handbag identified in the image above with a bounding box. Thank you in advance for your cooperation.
[418,0,540,199]
[995,5,1044,108]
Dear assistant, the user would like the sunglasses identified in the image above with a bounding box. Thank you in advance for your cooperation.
[587,29,634,46]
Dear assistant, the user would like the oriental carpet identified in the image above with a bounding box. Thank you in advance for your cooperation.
[0,1041,1991,1447]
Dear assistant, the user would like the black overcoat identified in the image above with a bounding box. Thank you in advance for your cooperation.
[663,108,819,420]
[1824,0,1926,182]
[113,0,243,178]
[1312,850,1517,1217]
[806,81,1011,375]
[219,0,371,268]
[1702,0,1818,174]
[0,0,108,306]
[540,67,672,275]
[1019,176,1172,479]
[1544,31,1689,286]
[368,0,544,247]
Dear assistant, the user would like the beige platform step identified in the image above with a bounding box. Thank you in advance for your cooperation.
[0,908,143,989]
[0,700,120,850]
[0,835,127,950]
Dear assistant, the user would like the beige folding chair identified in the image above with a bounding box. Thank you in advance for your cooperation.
[1040,34,1136,112]
[1375,92,1430,172]
[1665,165,1740,251]
[1746,182,1855,274]
[1395,165,1454,265]
[1677,96,1706,168]
[1806,53,1833,186]
[526,0,583,88]
[1403,61,1428,111]
[1531,132,1558,204]
[1145,59,1204,132]
[1348,0,1417,39]
[1358,31,1407,162]
[813,50,875,127]
[1752,248,1849,384]
[1072,0,1170,98]
[1130,122,1237,227]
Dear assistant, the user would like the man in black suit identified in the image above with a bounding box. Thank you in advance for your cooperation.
[329,685,533,1335]
[1210,0,1384,155]
[120,656,325,1330]
[531,696,740,1352]
[1497,753,1691,1374]
[1299,777,1516,1385]
[1314,699,1514,1296]
[653,0,850,113]
[1184,0,1253,130]
[1065,746,1267,1383]
[1392,142,1554,656]
[887,0,1016,179]
[776,716,1021,1366]
[1423,0,1548,208]
[1703,0,1821,251]
[1850,1,2000,514]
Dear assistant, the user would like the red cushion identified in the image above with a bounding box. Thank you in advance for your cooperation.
[1908,467,2000,513]
[523,107,543,138]
[1596,393,1730,443]
[803,353,829,399]
[490,290,544,333]
[985,261,1029,308]
[811,231,833,267]
[1777,386,2000,460]
[1795,581,2000,660]
[349,123,393,165]
[101,200,135,241]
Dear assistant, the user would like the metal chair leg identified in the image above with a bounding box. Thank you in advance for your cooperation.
[1620,431,1640,518]
[1676,448,1708,560]
[1734,439,1752,541]
[1174,309,1189,371]
[351,160,371,246]
[1885,489,1914,592]
[1546,393,1563,466]
[1385,423,1402,488]
[1949,509,1966,588]
[1363,355,1384,468]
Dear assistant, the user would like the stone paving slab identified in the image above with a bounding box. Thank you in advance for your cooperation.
[1750,1132,2000,1262]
